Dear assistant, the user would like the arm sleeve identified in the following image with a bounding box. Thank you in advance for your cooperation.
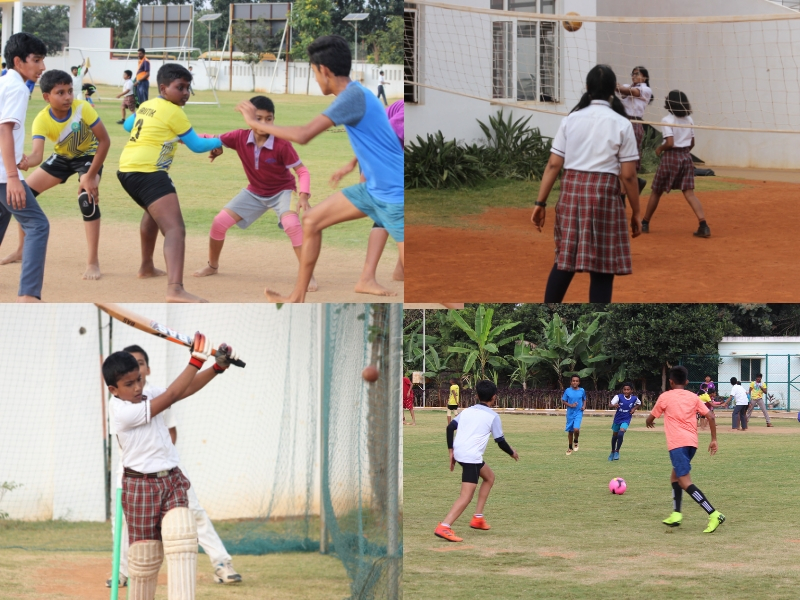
[322,85,367,127]
[179,128,223,153]
[114,399,151,432]
[446,419,459,449]
[294,165,311,194]
[495,436,514,456]
[0,86,28,128]
[123,114,135,133]
[550,119,567,158]
[661,116,674,139]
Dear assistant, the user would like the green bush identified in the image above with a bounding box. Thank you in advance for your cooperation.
[477,109,553,181]
[404,131,488,189]
[639,125,662,174]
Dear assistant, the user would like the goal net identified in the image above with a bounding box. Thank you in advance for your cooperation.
[0,303,401,598]
[407,1,800,134]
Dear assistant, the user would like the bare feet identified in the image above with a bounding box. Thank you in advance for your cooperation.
[166,284,207,303]
[307,275,318,292]
[138,265,167,279]
[393,260,404,281]
[0,250,22,265]
[264,288,300,303]
[193,263,219,277]
[83,263,102,280]
[17,295,41,303]
[354,278,397,297]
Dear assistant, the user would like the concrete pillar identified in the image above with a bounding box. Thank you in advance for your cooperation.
[2,4,13,54]
[68,0,83,31]
[13,1,21,34]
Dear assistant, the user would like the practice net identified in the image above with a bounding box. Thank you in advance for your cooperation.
[0,303,402,599]
[407,1,800,134]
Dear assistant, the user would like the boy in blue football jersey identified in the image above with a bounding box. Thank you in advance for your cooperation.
[562,375,586,455]
[609,382,641,461]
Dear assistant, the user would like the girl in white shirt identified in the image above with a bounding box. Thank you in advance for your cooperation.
[616,65,652,194]
[641,90,710,238]
[531,64,642,303]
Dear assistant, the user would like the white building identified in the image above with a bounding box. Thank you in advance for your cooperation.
[406,0,800,168]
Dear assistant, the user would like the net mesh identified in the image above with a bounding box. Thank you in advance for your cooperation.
[0,304,402,598]
[408,1,800,133]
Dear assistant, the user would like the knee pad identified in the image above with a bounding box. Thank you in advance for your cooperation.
[78,191,101,221]
[162,507,197,600]
[128,540,163,600]
[210,210,236,241]
[280,212,303,247]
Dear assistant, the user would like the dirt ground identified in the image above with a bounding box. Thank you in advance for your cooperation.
[405,178,800,303]
[0,219,403,303]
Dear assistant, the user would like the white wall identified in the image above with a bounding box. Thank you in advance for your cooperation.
[717,336,800,407]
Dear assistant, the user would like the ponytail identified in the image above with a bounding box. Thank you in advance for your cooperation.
[570,64,630,118]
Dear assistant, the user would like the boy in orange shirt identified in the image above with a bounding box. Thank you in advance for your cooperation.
[646,366,725,533]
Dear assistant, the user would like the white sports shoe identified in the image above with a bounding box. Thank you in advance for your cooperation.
[214,561,242,584]
[104,573,128,588]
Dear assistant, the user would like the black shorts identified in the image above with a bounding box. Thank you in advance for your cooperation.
[117,170,176,209]
[458,461,485,484]
[39,153,103,184]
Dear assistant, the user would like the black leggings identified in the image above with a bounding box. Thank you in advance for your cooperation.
[544,266,615,303]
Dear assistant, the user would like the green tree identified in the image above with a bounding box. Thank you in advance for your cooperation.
[92,0,137,49]
[292,0,333,93]
[22,6,69,55]
[446,305,519,380]
[363,15,402,65]
[504,339,538,390]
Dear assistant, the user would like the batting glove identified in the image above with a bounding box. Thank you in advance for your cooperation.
[190,332,212,369]
[213,343,238,372]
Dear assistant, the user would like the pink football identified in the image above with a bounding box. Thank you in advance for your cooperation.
[609,478,627,495]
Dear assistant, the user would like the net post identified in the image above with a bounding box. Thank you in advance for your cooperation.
[318,303,329,554]
[386,304,402,600]
[110,487,123,600]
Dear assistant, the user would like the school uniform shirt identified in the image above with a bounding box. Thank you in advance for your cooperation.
[0,69,30,183]
[620,83,651,118]
[611,393,641,424]
[661,113,694,148]
[550,100,639,176]
[452,404,504,464]
[650,389,709,451]
[111,382,180,474]
[729,384,749,406]
[322,81,403,204]
[118,97,193,173]
[31,99,100,159]
[219,129,300,196]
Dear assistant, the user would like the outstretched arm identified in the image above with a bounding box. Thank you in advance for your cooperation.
[179,128,222,153]
[236,100,333,144]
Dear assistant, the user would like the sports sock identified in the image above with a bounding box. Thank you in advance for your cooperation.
[441,522,451,528]
[641,218,649,225]
[616,432,624,450]
[474,514,483,518]
[611,435,616,451]
[686,484,715,515]
[544,267,575,302]
[588,272,615,303]
[671,481,683,512]
[573,432,580,444]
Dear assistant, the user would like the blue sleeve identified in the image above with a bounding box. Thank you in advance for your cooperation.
[123,114,135,132]
[322,84,367,127]
[179,128,222,153]
[562,391,568,402]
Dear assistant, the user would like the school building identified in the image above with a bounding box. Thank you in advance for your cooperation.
[406,0,800,168]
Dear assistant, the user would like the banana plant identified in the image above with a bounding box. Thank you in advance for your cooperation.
[505,338,538,390]
[403,319,440,373]
[446,305,519,380]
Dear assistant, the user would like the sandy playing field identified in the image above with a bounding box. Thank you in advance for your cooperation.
[405,176,800,303]
[0,218,402,303]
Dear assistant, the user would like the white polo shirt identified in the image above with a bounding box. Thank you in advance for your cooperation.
[729,384,749,406]
[620,83,651,118]
[111,381,180,473]
[452,404,504,464]
[0,69,29,183]
[550,100,639,175]
[661,113,694,148]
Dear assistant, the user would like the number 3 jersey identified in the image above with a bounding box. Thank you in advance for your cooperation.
[118,97,193,173]
[31,99,100,159]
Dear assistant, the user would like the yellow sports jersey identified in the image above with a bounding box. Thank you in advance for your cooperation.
[31,99,100,159]
[749,382,766,400]
[118,98,193,173]
[698,393,711,404]
[448,385,460,407]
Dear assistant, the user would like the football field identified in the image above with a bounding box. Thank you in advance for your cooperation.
[404,411,800,599]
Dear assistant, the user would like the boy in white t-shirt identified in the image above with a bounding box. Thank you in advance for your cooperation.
[106,344,242,589]
[104,333,237,599]
[729,376,750,430]
[435,380,519,543]
[116,69,135,124]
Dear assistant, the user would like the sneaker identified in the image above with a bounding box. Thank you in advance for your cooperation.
[434,523,463,542]
[767,423,774,427]
[703,511,725,533]
[566,448,573,456]
[214,561,242,584]
[662,512,683,527]
[470,516,490,530]
[641,220,650,233]
[116,119,125,124]
[105,574,128,588]
[608,452,615,461]
[573,443,579,452]
[613,452,620,460]
[693,223,711,238]
[638,177,647,194]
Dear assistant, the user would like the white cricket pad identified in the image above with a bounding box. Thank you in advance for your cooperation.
[162,507,198,600]
[128,540,163,600]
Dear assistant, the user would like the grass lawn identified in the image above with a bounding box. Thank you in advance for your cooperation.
[22,86,379,250]
[404,411,800,600]
[405,175,746,229]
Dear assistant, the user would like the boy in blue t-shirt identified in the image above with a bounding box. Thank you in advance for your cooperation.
[562,375,586,455]
[235,35,403,303]
[608,382,641,461]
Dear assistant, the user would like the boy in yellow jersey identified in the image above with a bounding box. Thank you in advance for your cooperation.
[447,378,460,424]
[1,69,109,279]
[118,63,221,303]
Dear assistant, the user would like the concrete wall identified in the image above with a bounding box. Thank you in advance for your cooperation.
[598,0,800,168]
[717,337,800,408]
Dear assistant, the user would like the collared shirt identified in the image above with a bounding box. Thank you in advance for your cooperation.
[452,404,504,464]
[550,100,639,175]
[661,113,694,148]
[620,83,652,118]
[0,69,30,183]
[219,128,301,197]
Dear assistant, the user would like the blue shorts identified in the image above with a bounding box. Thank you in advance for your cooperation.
[342,183,403,242]
[611,421,630,433]
[669,446,697,478]
[565,412,583,432]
